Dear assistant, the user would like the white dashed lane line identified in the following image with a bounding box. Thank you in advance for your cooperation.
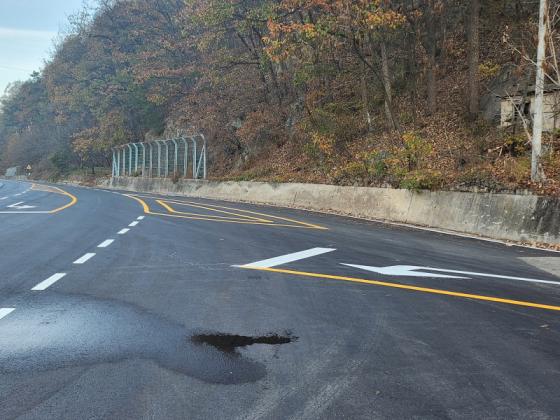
[73,253,96,264]
[0,215,146,322]
[0,308,15,320]
[98,239,115,248]
[31,273,67,291]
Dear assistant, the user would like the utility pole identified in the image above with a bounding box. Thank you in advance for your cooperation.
[532,0,547,182]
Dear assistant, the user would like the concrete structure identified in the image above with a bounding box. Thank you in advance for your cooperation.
[107,177,560,246]
[500,85,560,132]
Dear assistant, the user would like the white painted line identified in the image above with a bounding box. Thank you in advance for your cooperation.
[0,308,15,320]
[14,193,22,196]
[137,216,145,220]
[0,197,7,200]
[118,228,130,235]
[98,239,114,248]
[7,201,24,207]
[240,248,336,268]
[74,253,96,264]
[32,273,66,291]
[425,267,560,286]
[129,221,139,227]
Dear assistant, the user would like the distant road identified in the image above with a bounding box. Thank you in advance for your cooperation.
[1,179,560,419]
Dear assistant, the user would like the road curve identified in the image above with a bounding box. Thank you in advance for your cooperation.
[1,179,560,419]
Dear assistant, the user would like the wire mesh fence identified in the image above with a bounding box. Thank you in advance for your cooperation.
[111,134,207,179]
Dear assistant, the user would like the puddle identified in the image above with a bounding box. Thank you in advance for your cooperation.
[191,332,297,354]
[0,294,295,385]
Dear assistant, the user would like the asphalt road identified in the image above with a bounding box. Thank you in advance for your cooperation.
[1,179,560,419]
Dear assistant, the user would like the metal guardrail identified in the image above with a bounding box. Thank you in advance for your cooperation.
[111,134,207,179]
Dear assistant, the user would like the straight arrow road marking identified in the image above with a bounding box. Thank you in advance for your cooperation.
[239,248,336,269]
[342,264,560,286]
[32,273,67,291]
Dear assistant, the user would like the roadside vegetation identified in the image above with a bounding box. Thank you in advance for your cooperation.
[1,0,560,194]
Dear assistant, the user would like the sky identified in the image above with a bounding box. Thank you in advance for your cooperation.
[0,0,87,95]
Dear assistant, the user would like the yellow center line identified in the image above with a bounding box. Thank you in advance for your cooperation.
[124,194,327,229]
[158,199,274,223]
[165,198,327,230]
[48,186,78,213]
[240,266,560,313]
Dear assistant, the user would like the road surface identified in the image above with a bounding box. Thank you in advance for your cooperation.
[1,179,560,419]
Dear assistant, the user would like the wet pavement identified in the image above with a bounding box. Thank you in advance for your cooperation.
[1,179,560,419]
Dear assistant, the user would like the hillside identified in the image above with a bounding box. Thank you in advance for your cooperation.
[0,0,558,194]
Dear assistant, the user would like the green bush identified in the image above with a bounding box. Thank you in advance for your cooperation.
[399,169,444,191]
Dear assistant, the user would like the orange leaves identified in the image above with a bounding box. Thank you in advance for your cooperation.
[364,9,406,30]
[265,0,407,63]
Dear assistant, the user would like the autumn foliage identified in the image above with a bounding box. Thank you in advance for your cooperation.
[0,0,558,193]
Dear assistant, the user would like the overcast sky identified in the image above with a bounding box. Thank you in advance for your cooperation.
[0,0,87,95]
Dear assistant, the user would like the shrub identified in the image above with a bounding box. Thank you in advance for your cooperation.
[399,169,444,191]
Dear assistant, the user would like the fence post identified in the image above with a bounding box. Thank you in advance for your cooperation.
[132,143,139,174]
[180,137,189,178]
[148,143,153,177]
[200,133,207,179]
[164,140,170,177]
[156,141,162,177]
[190,136,197,178]
[171,139,178,175]
[126,144,132,175]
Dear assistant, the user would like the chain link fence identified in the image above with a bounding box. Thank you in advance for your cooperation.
[112,134,207,179]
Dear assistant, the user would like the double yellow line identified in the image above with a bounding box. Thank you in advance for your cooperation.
[125,194,327,229]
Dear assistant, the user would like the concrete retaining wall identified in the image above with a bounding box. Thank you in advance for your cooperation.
[108,177,560,245]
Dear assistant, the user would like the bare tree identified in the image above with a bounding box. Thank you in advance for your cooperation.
[467,0,480,119]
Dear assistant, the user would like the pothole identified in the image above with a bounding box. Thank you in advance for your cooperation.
[191,332,297,354]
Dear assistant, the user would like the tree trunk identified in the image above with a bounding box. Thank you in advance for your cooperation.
[361,63,372,132]
[426,31,437,115]
[468,0,480,119]
[380,41,396,130]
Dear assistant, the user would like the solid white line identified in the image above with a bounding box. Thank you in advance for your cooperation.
[240,248,336,268]
[7,201,23,207]
[0,308,15,320]
[137,216,145,220]
[118,228,130,235]
[98,239,114,248]
[0,197,7,200]
[74,253,96,264]
[129,221,139,227]
[32,273,66,291]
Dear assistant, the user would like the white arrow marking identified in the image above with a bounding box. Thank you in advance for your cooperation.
[342,264,560,286]
[239,248,336,268]
[342,264,467,279]
[7,201,36,210]
[0,308,15,320]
